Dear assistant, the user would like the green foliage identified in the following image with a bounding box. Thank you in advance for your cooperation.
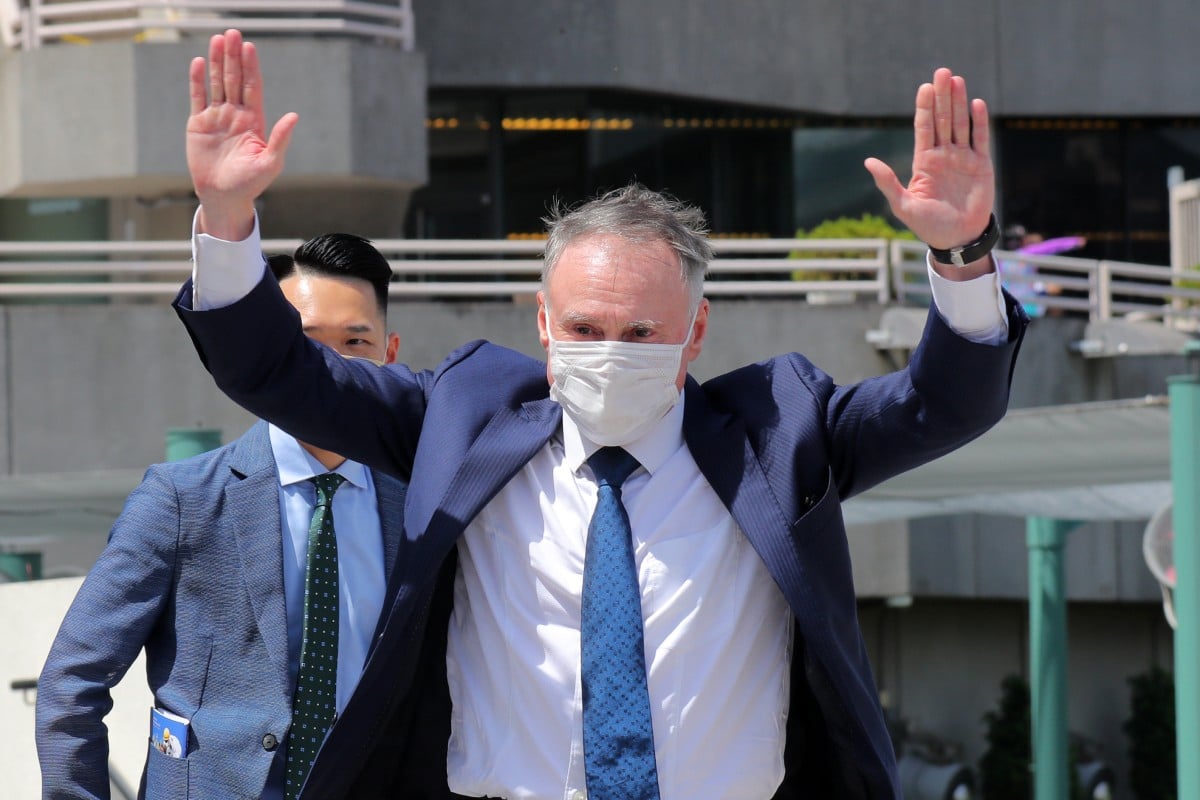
[795,213,919,244]
[1175,264,1200,295]
[790,213,917,281]
[980,675,1033,800]
[1123,666,1176,800]
[979,675,1098,799]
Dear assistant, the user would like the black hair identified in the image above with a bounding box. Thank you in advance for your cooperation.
[267,233,392,313]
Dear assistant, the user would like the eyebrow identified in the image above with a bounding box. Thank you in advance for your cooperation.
[300,322,376,334]
[556,310,663,330]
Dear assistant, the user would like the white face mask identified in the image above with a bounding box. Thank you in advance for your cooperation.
[546,308,697,446]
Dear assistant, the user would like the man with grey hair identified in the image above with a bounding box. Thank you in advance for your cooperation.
[175,30,1024,800]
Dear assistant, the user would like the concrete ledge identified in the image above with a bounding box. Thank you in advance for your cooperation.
[0,37,427,197]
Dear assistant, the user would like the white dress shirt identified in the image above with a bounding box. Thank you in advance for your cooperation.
[447,398,793,799]
[268,425,387,714]
[193,216,1008,800]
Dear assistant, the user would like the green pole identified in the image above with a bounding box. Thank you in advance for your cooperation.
[1027,516,1071,800]
[1169,373,1200,800]
[165,428,222,462]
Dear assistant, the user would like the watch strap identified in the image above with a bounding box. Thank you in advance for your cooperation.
[928,214,1000,268]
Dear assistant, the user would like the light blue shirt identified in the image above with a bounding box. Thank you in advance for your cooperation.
[268,424,387,713]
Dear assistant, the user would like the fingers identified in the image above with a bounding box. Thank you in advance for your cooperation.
[951,75,970,148]
[188,56,207,116]
[913,82,934,154]
[223,29,244,107]
[242,41,262,112]
[203,30,252,108]
[971,97,991,160]
[207,33,224,104]
[864,157,905,216]
[933,67,952,146]
[266,112,300,162]
[925,67,983,151]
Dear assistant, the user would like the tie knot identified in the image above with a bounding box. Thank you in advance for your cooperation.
[587,447,640,489]
[311,472,346,506]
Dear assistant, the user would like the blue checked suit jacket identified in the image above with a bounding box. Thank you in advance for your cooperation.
[173,275,1026,799]
[34,421,407,799]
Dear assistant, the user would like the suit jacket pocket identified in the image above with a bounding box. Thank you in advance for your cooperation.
[145,740,189,798]
[791,469,838,532]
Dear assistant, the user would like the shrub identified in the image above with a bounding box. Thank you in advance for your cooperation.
[1123,666,1176,800]
[790,213,917,281]
[980,675,1033,800]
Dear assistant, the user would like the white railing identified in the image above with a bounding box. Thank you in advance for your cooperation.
[891,240,1200,325]
[0,237,891,301]
[3,235,1199,324]
[2,0,414,51]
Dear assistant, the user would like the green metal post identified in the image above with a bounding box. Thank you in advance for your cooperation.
[165,428,222,462]
[1027,516,1070,800]
[1169,373,1200,800]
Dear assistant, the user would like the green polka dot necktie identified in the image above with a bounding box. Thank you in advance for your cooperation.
[284,472,345,800]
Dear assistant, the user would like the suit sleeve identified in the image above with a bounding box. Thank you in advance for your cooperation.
[35,466,181,800]
[174,273,431,481]
[817,291,1027,499]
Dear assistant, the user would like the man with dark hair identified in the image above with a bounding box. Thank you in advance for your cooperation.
[174,30,1026,800]
[271,232,396,316]
[36,233,404,799]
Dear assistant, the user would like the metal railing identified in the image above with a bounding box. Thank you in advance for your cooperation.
[3,235,1200,326]
[0,237,892,302]
[892,240,1200,325]
[1,0,414,51]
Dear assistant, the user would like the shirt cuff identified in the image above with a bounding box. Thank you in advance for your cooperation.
[190,208,267,311]
[926,252,1009,345]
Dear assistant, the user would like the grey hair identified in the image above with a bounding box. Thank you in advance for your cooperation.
[541,183,712,312]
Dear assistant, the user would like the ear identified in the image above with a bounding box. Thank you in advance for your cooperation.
[536,290,550,351]
[683,298,709,365]
[384,332,400,365]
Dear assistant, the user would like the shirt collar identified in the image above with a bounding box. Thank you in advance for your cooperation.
[268,424,368,490]
[561,391,686,477]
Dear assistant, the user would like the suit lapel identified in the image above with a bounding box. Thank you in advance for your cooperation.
[409,397,562,576]
[369,470,407,646]
[225,422,293,696]
[682,380,814,618]
[374,471,406,584]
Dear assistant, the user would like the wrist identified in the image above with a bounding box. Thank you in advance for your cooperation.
[928,214,1000,268]
[197,200,257,242]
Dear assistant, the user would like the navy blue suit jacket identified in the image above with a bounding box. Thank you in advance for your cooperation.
[175,275,1026,799]
[35,421,406,799]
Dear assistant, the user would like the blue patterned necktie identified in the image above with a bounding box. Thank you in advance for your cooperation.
[581,446,661,800]
[284,472,345,800]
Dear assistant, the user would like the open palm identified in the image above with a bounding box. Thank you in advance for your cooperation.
[186,30,297,238]
[865,69,994,251]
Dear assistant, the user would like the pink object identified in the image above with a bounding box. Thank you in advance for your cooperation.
[1017,236,1087,256]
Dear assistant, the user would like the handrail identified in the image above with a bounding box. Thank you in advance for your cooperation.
[891,239,1200,325]
[2,236,1198,325]
[0,237,891,302]
[4,0,414,50]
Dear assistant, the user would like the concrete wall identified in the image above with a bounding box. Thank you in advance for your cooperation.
[0,297,902,478]
[0,37,427,205]
[0,297,1181,598]
[413,0,1200,117]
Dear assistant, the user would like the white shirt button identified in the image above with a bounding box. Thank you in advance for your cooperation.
[570,790,587,800]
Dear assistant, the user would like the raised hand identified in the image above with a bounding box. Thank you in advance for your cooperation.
[865,68,994,260]
[186,29,298,240]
